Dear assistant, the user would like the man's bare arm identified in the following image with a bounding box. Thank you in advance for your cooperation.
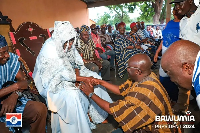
[0,69,28,98]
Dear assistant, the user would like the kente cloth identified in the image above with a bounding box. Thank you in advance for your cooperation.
[192,51,200,108]
[114,34,141,78]
[159,20,180,77]
[109,72,174,133]
[32,21,112,133]
[180,6,200,46]
[0,52,30,133]
[91,32,105,52]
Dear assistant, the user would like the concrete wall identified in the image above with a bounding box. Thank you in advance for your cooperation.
[0,0,89,29]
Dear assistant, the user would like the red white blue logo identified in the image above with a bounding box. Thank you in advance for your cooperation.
[6,113,22,127]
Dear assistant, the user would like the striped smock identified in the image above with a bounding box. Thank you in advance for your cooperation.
[109,72,174,133]
[0,53,30,132]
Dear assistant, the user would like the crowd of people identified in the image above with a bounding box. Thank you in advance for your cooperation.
[0,0,200,133]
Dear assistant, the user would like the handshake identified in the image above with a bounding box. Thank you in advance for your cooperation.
[78,77,101,97]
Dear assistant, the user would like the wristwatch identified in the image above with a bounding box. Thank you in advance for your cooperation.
[15,91,22,98]
[88,92,95,98]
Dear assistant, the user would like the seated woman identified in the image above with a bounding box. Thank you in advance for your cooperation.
[114,22,142,78]
[32,21,112,133]
[130,22,157,62]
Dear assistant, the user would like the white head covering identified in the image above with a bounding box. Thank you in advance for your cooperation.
[51,21,78,58]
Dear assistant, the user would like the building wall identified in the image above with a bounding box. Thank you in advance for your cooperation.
[0,0,89,30]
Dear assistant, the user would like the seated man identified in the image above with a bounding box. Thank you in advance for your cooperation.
[79,54,175,133]
[78,25,111,81]
[98,24,115,70]
[106,24,113,37]
[139,21,156,45]
[90,24,114,70]
[161,40,200,109]
[0,35,47,133]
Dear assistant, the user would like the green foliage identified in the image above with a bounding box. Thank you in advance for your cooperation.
[137,1,155,22]
[96,12,111,26]
[136,0,167,24]
[96,0,168,26]
[96,3,136,26]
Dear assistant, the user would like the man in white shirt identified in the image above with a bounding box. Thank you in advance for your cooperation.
[170,0,200,45]
[161,40,200,109]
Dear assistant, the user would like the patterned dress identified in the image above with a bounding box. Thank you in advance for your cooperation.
[0,52,30,133]
[114,34,141,78]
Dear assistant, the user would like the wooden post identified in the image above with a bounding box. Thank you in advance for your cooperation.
[166,0,172,24]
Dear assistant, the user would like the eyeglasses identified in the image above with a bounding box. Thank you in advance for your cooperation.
[126,64,142,72]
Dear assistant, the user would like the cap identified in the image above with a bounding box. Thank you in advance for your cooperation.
[130,22,137,29]
[117,22,126,28]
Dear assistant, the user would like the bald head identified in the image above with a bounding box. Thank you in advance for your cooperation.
[161,40,200,89]
[129,54,152,71]
[161,40,200,70]
[127,54,152,81]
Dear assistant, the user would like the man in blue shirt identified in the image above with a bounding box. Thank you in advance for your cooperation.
[0,35,47,133]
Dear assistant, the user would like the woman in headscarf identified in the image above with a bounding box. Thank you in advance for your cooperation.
[32,21,112,133]
[114,22,142,79]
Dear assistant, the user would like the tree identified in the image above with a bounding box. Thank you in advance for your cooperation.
[106,3,137,22]
[96,12,111,26]
[137,0,165,24]
[152,0,164,24]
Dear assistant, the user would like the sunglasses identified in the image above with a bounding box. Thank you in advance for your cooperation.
[91,28,97,30]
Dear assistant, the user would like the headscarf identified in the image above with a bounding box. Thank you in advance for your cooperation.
[0,35,8,48]
[80,25,90,33]
[117,22,126,29]
[33,21,82,94]
[51,21,78,58]
[130,22,137,29]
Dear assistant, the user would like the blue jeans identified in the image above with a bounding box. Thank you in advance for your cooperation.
[100,50,115,68]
